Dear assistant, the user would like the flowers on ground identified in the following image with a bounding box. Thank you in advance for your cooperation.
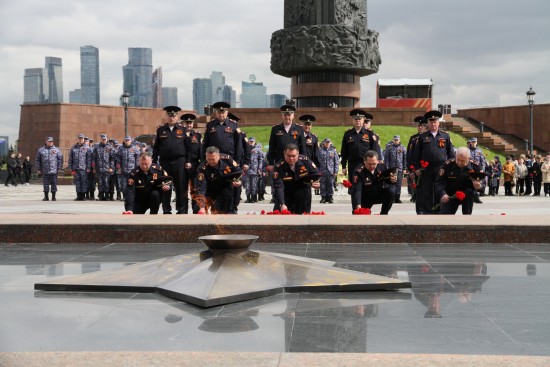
[353,207,371,215]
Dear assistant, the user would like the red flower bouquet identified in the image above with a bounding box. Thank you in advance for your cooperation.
[343,179,352,188]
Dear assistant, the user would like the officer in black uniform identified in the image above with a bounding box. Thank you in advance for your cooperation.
[227,112,250,213]
[434,147,483,215]
[411,110,455,214]
[152,106,188,214]
[125,152,172,214]
[300,114,320,166]
[272,144,320,214]
[266,105,307,169]
[340,109,379,209]
[351,150,397,215]
[196,146,243,214]
[181,113,202,214]
[201,102,242,164]
[406,116,428,202]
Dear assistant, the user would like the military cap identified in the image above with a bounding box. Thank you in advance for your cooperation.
[180,113,196,122]
[228,112,240,122]
[78,133,85,138]
[249,137,255,142]
[414,115,426,124]
[323,138,331,143]
[424,110,442,120]
[350,109,373,120]
[280,105,296,113]
[46,136,54,142]
[84,137,90,141]
[212,101,230,111]
[113,140,120,145]
[468,137,477,143]
[163,106,181,116]
[100,134,107,139]
[393,135,400,140]
[299,114,316,124]
[124,135,132,141]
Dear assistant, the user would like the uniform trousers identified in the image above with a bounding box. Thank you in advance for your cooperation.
[415,166,440,214]
[360,186,395,215]
[42,174,58,193]
[160,157,187,214]
[74,170,88,193]
[439,189,475,215]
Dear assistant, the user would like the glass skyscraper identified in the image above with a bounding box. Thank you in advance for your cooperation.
[270,94,288,108]
[23,68,47,104]
[45,57,63,103]
[162,87,178,107]
[193,78,212,113]
[80,45,100,105]
[210,71,225,103]
[123,48,153,108]
[152,67,163,108]
[240,81,268,108]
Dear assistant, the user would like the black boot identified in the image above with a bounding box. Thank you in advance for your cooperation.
[252,194,257,203]
[51,192,56,201]
[394,195,402,204]
[258,194,264,201]
[116,191,122,201]
[89,191,95,200]
[327,196,334,203]
[245,195,251,203]
[320,196,327,203]
[43,192,49,201]
[109,193,115,201]
[85,192,90,200]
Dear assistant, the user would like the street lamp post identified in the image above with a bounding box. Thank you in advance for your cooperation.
[526,87,536,157]
[122,91,130,137]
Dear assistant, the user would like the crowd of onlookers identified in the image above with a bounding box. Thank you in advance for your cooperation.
[488,153,550,197]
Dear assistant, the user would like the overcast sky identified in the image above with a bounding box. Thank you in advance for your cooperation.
[1,0,548,145]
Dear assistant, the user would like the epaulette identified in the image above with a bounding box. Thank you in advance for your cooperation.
[445,158,455,164]
[299,155,309,161]
[312,132,317,137]
[275,161,283,168]
[356,165,365,172]
[151,164,160,170]
[220,153,231,160]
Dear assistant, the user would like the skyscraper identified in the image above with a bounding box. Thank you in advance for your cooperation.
[162,87,178,107]
[221,85,237,108]
[210,71,225,103]
[123,48,153,108]
[193,78,212,112]
[270,94,288,108]
[69,89,82,103]
[80,45,100,105]
[152,67,163,108]
[23,68,47,104]
[45,57,63,103]
[240,81,268,108]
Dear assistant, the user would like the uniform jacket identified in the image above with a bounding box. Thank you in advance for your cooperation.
[318,145,339,175]
[196,154,243,197]
[7,157,17,173]
[248,145,265,175]
[383,143,407,171]
[266,123,307,165]
[272,155,319,207]
[351,162,391,205]
[92,143,116,173]
[468,146,486,172]
[117,144,141,174]
[340,127,378,170]
[434,159,481,198]
[201,119,242,163]
[406,133,421,168]
[68,143,91,171]
[125,164,169,211]
[304,132,320,166]
[153,123,187,162]
[184,129,202,169]
[411,130,455,170]
[35,145,63,174]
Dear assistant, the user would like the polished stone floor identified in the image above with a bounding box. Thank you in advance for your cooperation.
[1,242,549,356]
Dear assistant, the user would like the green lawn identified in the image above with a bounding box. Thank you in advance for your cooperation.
[241,125,502,161]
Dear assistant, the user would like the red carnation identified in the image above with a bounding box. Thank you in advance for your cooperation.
[353,207,372,215]
[343,179,352,188]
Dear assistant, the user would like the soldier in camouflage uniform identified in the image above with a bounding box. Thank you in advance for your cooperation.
[383,135,407,203]
[68,133,91,201]
[318,138,339,203]
[92,134,116,201]
[35,136,64,201]
[117,136,141,201]
[244,137,264,203]
[85,138,96,200]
